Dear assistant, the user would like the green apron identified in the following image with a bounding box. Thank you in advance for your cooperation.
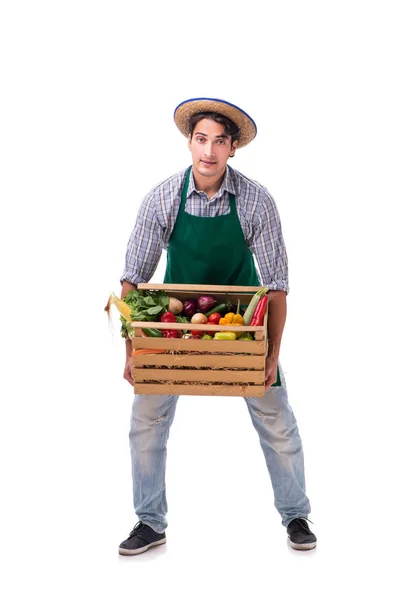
[164,167,281,386]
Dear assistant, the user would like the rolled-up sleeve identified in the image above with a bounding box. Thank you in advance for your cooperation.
[249,193,289,294]
[120,193,163,285]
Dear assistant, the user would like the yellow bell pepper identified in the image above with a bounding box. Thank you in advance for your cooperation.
[232,313,244,325]
[219,300,244,326]
[219,312,235,325]
[222,299,244,326]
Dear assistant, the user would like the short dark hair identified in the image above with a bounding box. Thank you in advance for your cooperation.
[188,111,240,145]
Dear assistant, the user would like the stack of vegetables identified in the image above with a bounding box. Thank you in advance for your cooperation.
[105,287,269,341]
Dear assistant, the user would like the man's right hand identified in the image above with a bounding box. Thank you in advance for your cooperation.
[124,356,134,386]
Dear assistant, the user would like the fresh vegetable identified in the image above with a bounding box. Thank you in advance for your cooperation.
[168,297,183,315]
[133,349,167,355]
[105,290,170,339]
[243,287,269,325]
[219,299,244,325]
[232,315,244,324]
[142,328,163,337]
[160,311,176,323]
[250,295,268,326]
[207,312,222,324]
[201,334,213,340]
[183,299,198,318]
[124,322,135,339]
[205,303,228,317]
[175,314,190,333]
[116,290,169,339]
[122,289,170,322]
[191,329,213,336]
[219,312,235,325]
[238,332,254,341]
[162,330,181,338]
[191,313,208,324]
[197,295,217,313]
[105,293,132,321]
[190,330,202,336]
[232,299,244,325]
[175,315,189,324]
[213,332,237,340]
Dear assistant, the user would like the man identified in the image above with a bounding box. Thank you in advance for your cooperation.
[118,97,316,554]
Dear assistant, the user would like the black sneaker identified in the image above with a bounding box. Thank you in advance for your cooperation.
[287,518,317,551]
[119,521,166,555]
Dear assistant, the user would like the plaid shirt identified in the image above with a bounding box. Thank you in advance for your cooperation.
[121,165,289,293]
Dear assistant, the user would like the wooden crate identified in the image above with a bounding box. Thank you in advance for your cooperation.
[131,284,268,397]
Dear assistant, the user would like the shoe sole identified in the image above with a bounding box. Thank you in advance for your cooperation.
[288,537,317,551]
[119,537,166,556]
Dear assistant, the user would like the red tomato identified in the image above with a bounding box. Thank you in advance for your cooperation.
[207,312,222,324]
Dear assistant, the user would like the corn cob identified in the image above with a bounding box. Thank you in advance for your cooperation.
[104,293,133,321]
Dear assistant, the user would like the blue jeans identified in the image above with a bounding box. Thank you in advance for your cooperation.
[129,365,311,533]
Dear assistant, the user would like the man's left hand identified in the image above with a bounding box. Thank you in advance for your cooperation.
[265,356,278,390]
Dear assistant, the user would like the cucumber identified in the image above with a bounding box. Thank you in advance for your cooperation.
[142,327,163,337]
[205,303,229,317]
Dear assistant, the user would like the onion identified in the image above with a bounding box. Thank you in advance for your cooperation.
[197,295,217,313]
[191,313,208,324]
[183,299,198,318]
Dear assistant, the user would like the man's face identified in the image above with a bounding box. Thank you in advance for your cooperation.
[188,118,238,180]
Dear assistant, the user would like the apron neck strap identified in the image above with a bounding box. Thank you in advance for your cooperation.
[181,167,191,207]
[181,166,235,210]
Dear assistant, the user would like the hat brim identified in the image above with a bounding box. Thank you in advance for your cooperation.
[174,97,257,149]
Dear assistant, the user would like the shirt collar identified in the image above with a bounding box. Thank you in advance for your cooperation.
[187,165,236,200]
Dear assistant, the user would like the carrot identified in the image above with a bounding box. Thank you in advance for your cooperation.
[133,349,167,355]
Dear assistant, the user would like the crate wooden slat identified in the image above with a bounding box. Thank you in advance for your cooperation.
[133,354,266,369]
[133,337,265,353]
[131,283,269,397]
[134,369,265,383]
[133,383,266,397]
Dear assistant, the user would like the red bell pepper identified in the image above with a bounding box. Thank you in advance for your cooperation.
[161,312,176,323]
[250,296,268,326]
[162,330,182,338]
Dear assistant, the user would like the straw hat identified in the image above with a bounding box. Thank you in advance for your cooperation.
[174,97,257,148]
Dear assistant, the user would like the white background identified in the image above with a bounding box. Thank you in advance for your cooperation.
[1,1,399,598]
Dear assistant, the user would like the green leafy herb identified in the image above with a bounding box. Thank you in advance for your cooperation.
[175,315,189,323]
[175,314,189,333]
[120,289,171,338]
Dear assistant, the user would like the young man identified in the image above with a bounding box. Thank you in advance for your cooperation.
[118,98,316,554]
